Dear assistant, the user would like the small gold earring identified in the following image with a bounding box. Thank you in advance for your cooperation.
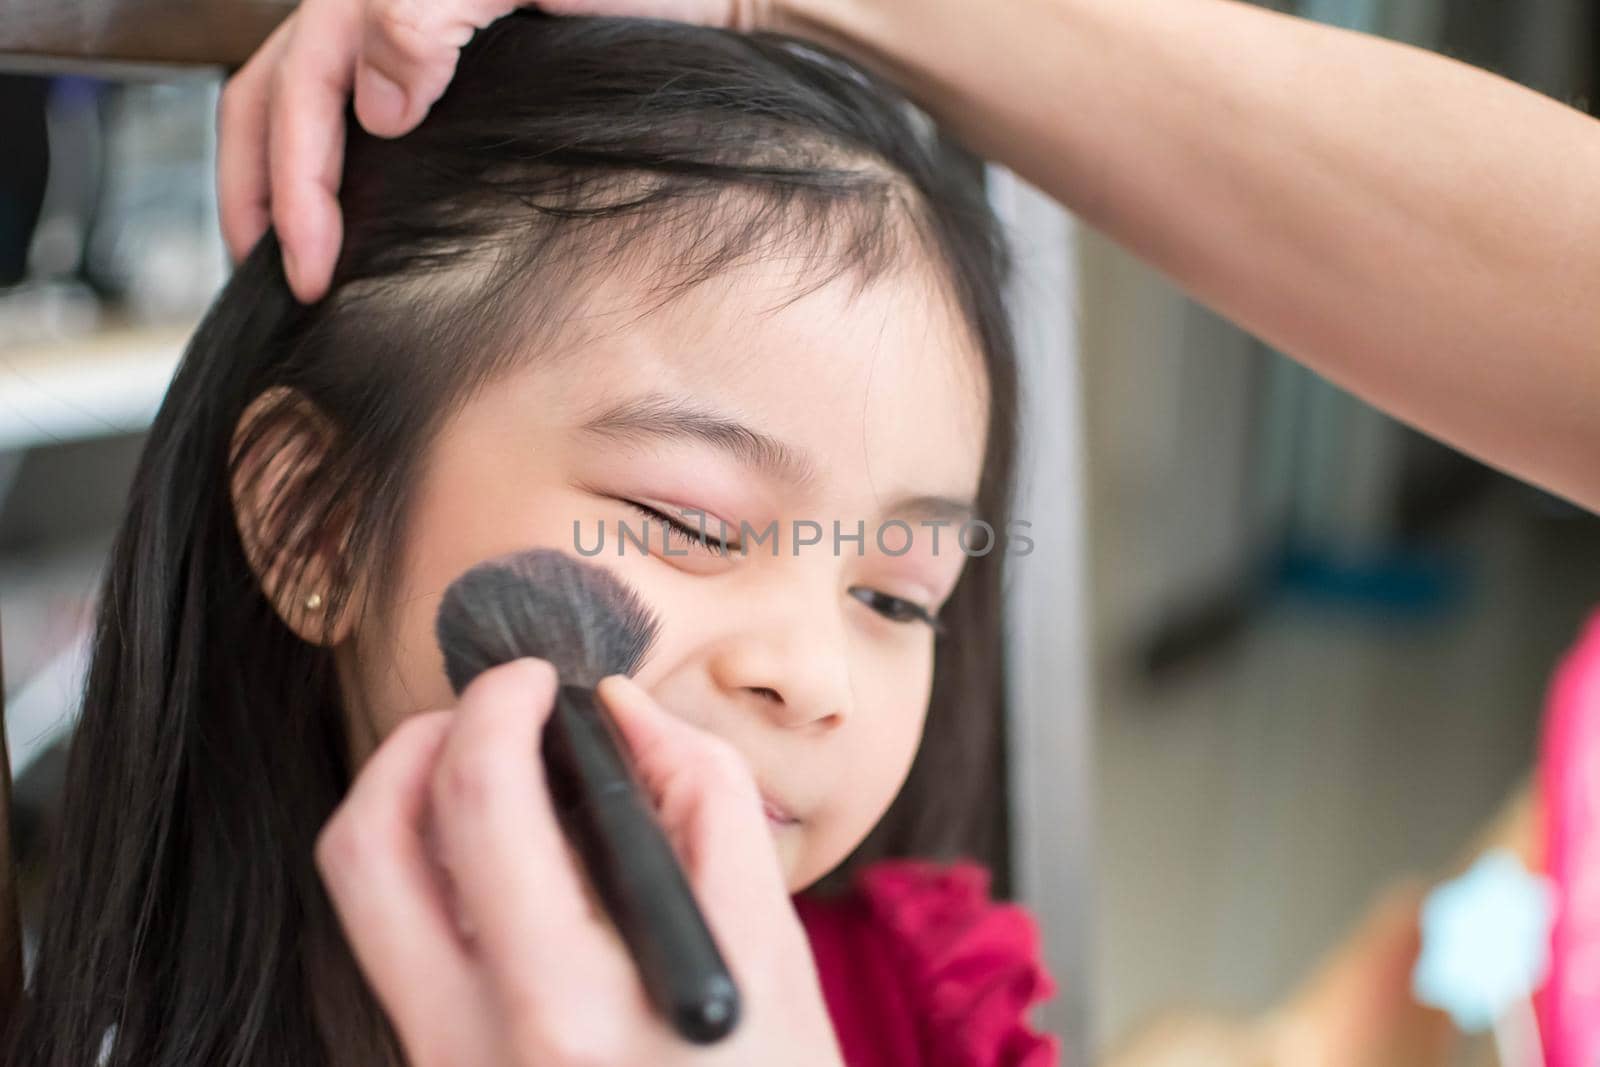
[304,592,324,612]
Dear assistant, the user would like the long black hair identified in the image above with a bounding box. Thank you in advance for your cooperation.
[7,14,1018,1065]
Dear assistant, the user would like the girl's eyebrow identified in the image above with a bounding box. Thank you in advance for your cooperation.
[889,494,978,526]
[577,391,977,522]
[578,391,818,490]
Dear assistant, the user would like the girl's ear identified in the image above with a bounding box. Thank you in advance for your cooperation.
[229,386,359,647]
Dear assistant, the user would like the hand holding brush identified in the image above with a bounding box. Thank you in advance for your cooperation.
[313,551,844,1067]
[435,549,739,1043]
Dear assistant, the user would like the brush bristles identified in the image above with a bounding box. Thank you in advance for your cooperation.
[435,549,660,694]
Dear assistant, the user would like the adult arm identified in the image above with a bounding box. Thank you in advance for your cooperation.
[777,0,1600,511]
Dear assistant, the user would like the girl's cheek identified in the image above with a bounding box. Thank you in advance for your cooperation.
[849,697,928,819]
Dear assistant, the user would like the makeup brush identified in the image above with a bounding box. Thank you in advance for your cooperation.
[435,548,741,1043]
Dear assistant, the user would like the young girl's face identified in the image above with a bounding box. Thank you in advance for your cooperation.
[336,254,989,891]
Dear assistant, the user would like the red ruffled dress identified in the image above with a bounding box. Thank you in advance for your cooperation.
[793,858,1061,1067]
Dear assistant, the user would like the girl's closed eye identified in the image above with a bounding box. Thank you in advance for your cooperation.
[623,499,740,556]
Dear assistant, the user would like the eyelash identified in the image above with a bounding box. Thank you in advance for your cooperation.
[624,501,738,556]
[622,501,946,633]
[849,588,948,635]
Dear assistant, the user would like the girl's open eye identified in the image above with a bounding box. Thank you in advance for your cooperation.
[623,501,739,557]
[849,587,947,634]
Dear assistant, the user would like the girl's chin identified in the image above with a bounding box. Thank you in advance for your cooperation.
[770,833,810,891]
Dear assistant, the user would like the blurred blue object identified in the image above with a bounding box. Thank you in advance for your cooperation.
[1273,544,1470,618]
[1412,848,1557,1033]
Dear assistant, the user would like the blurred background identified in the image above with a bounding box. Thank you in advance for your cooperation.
[1082,0,1599,1059]
[0,66,225,896]
[0,1,1596,1064]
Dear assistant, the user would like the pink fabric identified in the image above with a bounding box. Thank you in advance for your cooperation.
[794,858,1061,1067]
[1535,610,1600,1067]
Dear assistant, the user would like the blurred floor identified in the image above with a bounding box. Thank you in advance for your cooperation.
[1089,482,1600,1047]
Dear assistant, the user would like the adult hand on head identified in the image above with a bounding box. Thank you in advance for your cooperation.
[217,0,784,303]
[315,658,843,1067]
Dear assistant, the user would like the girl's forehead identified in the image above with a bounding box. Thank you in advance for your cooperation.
[533,257,990,507]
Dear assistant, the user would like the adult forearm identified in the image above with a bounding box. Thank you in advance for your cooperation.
[779,0,1600,510]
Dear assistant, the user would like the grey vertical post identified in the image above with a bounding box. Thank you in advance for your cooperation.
[988,167,1094,1062]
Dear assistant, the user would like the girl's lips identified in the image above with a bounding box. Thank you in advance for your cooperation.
[761,794,799,826]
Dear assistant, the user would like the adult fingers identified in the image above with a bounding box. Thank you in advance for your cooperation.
[353,0,523,137]
[536,0,766,31]
[429,658,638,1027]
[266,0,361,302]
[316,711,500,1066]
[217,13,294,263]
[594,675,790,917]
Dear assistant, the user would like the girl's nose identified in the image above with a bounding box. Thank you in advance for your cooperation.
[706,601,855,732]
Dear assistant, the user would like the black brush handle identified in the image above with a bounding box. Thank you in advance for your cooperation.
[542,684,740,1043]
